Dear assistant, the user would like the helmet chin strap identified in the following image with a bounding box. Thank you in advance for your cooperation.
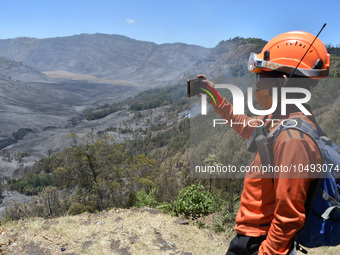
[281,74,289,87]
[272,75,286,116]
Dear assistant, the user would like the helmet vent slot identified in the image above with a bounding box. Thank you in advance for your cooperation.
[313,59,323,69]
[264,50,270,60]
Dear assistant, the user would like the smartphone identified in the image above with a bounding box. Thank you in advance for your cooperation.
[187,77,204,97]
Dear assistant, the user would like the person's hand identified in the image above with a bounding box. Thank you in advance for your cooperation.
[197,74,215,88]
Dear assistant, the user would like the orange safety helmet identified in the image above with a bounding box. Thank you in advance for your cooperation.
[248,31,330,78]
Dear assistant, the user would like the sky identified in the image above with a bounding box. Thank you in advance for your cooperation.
[0,0,339,48]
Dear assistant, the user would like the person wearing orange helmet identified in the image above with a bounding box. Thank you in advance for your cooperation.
[198,30,330,255]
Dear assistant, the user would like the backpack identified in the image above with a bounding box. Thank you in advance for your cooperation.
[247,117,340,250]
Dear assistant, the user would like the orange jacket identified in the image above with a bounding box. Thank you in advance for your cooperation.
[210,95,322,255]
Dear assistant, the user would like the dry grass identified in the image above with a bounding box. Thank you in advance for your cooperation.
[1,207,339,254]
[0,208,229,255]
[43,70,138,86]
[301,246,340,255]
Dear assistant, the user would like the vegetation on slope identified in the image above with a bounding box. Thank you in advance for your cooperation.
[2,40,339,255]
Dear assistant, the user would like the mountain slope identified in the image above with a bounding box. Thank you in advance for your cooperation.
[0,57,48,83]
[180,37,266,83]
[0,38,339,255]
[0,34,210,85]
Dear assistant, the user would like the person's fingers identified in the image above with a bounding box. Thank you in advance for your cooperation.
[203,79,215,88]
[195,74,215,90]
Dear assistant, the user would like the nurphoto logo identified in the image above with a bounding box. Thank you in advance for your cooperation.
[200,84,311,116]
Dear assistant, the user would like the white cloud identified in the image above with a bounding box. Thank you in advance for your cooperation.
[126,18,135,24]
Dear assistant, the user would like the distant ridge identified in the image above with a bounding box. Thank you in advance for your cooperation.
[0,33,210,86]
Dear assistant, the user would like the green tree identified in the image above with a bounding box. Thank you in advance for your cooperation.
[52,133,128,209]
[39,186,61,217]
[51,133,157,210]
[173,184,218,219]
